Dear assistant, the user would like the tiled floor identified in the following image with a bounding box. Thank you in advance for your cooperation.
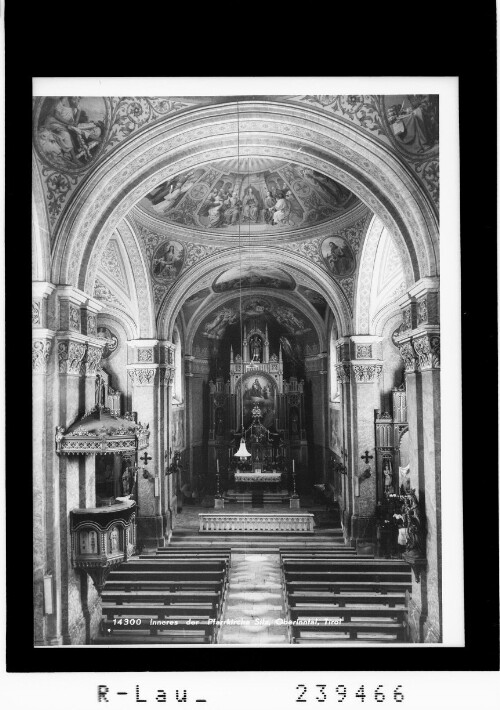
[218,553,289,645]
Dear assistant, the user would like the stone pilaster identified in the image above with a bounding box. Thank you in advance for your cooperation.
[185,356,211,485]
[348,336,383,543]
[52,286,105,644]
[32,326,56,645]
[127,339,164,548]
[159,340,176,535]
[334,337,353,536]
[304,353,329,482]
[395,276,441,643]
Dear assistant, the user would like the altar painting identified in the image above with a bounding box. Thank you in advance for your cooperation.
[241,374,276,427]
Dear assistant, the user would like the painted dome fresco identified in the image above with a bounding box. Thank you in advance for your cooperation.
[137,157,359,233]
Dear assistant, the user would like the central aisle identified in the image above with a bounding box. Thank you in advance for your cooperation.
[218,553,289,644]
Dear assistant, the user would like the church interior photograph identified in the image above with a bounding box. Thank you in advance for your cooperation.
[32,89,444,647]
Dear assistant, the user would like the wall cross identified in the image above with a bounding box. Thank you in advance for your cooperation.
[140,451,152,465]
[360,450,373,464]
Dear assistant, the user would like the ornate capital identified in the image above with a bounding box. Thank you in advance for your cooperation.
[335,363,351,384]
[58,339,87,375]
[32,337,53,373]
[397,340,419,374]
[352,363,383,383]
[83,344,104,376]
[160,343,175,364]
[412,333,440,371]
[128,367,157,385]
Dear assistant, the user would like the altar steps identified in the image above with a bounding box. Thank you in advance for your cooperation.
[163,529,348,553]
[225,491,290,505]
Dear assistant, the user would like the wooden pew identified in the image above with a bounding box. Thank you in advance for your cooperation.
[288,606,408,623]
[104,579,226,592]
[284,580,411,594]
[121,560,229,572]
[107,570,227,582]
[102,589,221,607]
[287,591,406,608]
[290,619,406,643]
[100,617,217,644]
[102,603,218,619]
[282,559,407,570]
[97,551,231,645]
[280,555,410,643]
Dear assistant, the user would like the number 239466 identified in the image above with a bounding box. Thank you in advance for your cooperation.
[295,684,405,704]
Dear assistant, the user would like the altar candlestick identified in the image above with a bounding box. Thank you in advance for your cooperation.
[292,459,295,473]
[217,459,219,473]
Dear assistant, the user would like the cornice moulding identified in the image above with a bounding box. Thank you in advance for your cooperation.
[32,282,56,299]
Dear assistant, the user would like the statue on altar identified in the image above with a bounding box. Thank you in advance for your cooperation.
[383,460,394,496]
[121,466,132,496]
[249,335,262,363]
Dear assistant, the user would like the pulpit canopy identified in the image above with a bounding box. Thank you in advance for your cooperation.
[55,405,150,455]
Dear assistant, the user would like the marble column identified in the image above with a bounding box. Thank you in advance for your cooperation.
[395,277,441,642]
[127,340,164,548]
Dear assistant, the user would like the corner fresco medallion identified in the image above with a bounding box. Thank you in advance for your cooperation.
[151,240,185,284]
[381,95,439,158]
[320,235,356,278]
[34,97,109,173]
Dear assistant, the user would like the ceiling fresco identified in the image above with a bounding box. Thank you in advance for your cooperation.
[138,158,359,233]
[33,95,439,236]
[213,265,295,293]
[199,296,314,342]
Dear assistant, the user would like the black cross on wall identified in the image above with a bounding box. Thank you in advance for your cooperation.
[140,451,152,465]
[360,450,373,464]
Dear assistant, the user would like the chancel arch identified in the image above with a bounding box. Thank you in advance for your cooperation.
[158,247,351,344]
[50,101,439,300]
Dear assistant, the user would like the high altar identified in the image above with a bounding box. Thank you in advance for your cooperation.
[208,324,308,487]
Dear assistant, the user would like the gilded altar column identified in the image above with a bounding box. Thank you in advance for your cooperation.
[345,336,383,546]
[395,277,441,642]
[32,281,56,645]
[127,340,164,549]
